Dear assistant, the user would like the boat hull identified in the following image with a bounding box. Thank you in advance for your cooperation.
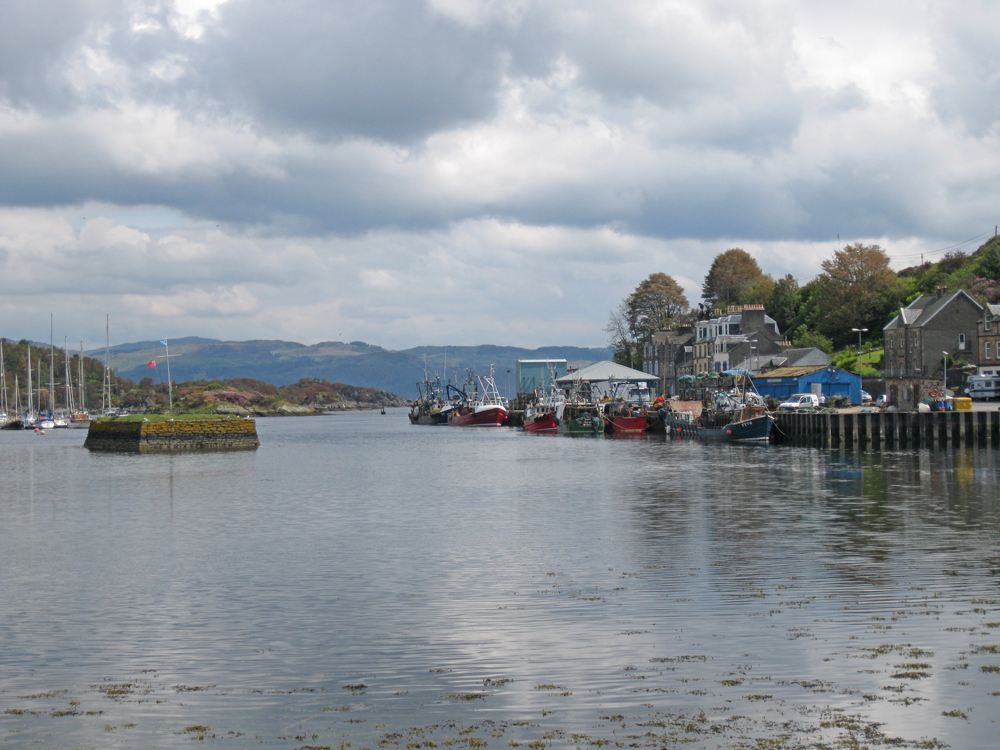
[523,412,559,432]
[605,415,647,434]
[449,406,507,427]
[699,414,774,442]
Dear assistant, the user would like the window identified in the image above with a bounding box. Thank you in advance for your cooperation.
[959,332,966,350]
[987,342,993,361]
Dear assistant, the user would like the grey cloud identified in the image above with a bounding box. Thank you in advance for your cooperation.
[0,0,120,110]
[929,4,1000,136]
[187,0,514,144]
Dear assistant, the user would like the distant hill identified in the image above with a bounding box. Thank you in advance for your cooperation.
[91,339,613,398]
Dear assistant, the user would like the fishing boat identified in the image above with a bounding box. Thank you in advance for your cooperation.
[447,368,507,427]
[557,403,605,434]
[697,377,774,442]
[409,376,452,425]
[599,380,649,434]
[698,404,774,441]
[603,403,647,434]
[522,387,566,433]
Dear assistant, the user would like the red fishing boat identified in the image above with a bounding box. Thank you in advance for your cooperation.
[448,368,507,427]
[522,387,566,433]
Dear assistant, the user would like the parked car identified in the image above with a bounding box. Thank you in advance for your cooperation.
[779,393,820,410]
[875,394,888,407]
[861,390,872,404]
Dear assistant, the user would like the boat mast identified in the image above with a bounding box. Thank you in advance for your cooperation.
[26,343,33,418]
[102,315,112,413]
[79,341,86,411]
[0,339,6,416]
[64,336,73,413]
[49,314,55,416]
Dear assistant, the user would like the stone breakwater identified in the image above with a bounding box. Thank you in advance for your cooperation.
[84,418,260,453]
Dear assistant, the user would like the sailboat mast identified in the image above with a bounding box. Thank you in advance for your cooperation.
[79,341,85,411]
[102,315,111,413]
[64,336,73,412]
[49,314,55,416]
[0,339,6,416]
[26,343,33,417]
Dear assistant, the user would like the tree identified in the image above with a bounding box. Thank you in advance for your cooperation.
[977,241,1000,282]
[606,299,642,370]
[626,273,689,341]
[767,274,800,334]
[813,243,898,348]
[790,325,834,354]
[702,248,769,310]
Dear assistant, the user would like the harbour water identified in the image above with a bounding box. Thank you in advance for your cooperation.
[2,411,1000,748]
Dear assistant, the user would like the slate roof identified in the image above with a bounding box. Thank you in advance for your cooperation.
[885,290,983,330]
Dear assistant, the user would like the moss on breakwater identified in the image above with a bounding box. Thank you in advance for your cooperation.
[84,417,259,453]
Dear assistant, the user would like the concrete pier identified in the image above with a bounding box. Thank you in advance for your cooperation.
[774,410,1000,449]
[84,417,260,453]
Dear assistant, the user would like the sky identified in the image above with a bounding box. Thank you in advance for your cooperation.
[1,0,998,350]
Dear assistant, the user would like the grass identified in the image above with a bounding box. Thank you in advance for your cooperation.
[94,413,238,423]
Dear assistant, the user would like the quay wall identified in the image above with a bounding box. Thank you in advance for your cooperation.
[775,410,1000,450]
[84,418,260,453]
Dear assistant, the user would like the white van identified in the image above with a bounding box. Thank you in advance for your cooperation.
[779,393,820,410]
[967,375,1000,401]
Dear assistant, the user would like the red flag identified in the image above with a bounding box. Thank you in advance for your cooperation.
[147,360,156,367]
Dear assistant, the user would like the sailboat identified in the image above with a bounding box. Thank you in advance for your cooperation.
[0,339,8,426]
[38,316,57,429]
[70,340,90,425]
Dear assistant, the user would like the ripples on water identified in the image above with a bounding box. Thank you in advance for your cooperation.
[2,412,1000,748]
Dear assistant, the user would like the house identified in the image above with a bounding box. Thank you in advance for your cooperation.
[643,327,695,398]
[977,303,1000,376]
[883,290,983,378]
[751,365,862,405]
[691,305,782,376]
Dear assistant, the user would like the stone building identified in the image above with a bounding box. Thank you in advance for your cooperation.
[643,327,694,398]
[978,303,1000,375]
[691,305,782,376]
[883,289,982,379]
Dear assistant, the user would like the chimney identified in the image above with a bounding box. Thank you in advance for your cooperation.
[740,306,766,331]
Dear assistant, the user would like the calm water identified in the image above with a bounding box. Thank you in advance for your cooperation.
[2,411,1000,749]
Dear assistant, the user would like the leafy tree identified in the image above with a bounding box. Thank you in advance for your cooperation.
[813,243,898,348]
[626,273,689,341]
[790,325,834,354]
[977,241,1000,281]
[702,248,769,310]
[766,274,800,334]
[744,275,777,306]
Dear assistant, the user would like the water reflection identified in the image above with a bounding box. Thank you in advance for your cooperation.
[2,419,1000,749]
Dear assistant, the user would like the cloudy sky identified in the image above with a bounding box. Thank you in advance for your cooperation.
[1,0,998,350]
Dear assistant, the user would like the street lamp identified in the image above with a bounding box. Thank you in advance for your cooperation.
[852,328,868,404]
[942,352,948,398]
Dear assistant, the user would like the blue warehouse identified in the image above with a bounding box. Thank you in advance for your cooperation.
[751,365,863,405]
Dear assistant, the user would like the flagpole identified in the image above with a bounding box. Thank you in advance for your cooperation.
[165,338,172,413]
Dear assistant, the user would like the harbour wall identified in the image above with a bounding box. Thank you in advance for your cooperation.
[775,410,1000,450]
[84,418,260,453]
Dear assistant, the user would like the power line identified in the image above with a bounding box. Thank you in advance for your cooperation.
[890,230,992,263]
